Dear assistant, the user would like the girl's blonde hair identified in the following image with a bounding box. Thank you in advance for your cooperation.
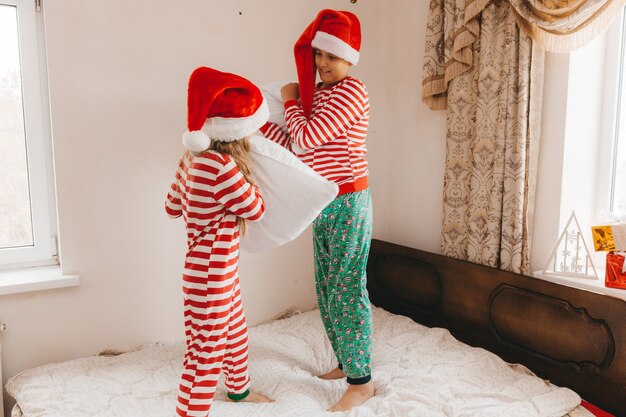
[209,137,255,235]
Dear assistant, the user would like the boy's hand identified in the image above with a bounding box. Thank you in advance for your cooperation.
[281,83,300,102]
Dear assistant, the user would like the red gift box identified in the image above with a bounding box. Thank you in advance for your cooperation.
[605,252,626,289]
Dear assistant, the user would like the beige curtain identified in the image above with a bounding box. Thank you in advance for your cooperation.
[422,0,626,274]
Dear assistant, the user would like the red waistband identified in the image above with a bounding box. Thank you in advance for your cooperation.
[337,177,369,196]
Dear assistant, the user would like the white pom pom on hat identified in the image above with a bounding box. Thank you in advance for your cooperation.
[182,67,269,152]
[182,130,211,153]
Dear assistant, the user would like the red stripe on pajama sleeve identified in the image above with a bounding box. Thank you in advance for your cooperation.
[215,162,265,221]
[285,78,367,150]
[165,182,183,218]
[282,77,370,193]
[259,122,292,149]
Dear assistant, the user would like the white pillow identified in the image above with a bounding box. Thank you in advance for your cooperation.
[260,81,290,129]
[242,134,338,252]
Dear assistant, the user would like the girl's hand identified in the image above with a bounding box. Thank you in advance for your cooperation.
[281,83,300,102]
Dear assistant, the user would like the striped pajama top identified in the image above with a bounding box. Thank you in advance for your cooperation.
[260,76,370,195]
[165,150,265,253]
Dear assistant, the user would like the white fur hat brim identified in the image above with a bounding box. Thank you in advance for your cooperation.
[182,99,269,152]
[311,31,360,65]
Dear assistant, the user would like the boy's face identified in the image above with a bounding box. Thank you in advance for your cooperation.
[314,48,351,87]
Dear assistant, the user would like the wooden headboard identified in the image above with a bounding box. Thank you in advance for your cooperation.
[366,239,626,417]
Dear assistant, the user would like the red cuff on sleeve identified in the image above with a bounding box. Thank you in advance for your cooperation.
[259,122,270,135]
[284,100,299,109]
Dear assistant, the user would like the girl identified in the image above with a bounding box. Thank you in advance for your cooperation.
[260,9,374,412]
[166,67,272,417]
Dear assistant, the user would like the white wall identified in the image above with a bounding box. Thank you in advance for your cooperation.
[0,0,436,411]
[531,30,616,272]
[561,33,609,269]
[563,35,606,224]
[377,2,448,253]
[531,52,570,272]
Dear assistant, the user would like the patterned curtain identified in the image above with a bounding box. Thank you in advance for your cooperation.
[422,0,626,274]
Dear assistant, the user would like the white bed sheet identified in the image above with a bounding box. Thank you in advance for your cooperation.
[7,307,592,417]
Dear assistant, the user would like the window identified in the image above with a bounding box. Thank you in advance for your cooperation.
[0,0,56,269]
[611,11,626,216]
[591,8,626,220]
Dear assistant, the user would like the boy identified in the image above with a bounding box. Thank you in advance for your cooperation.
[261,9,374,412]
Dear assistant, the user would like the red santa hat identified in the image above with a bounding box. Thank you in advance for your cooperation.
[182,67,269,153]
[294,9,361,118]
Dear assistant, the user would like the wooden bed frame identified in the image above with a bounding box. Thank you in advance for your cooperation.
[366,239,626,417]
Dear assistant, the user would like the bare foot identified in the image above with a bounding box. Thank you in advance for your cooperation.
[318,367,346,380]
[225,390,273,403]
[328,381,375,412]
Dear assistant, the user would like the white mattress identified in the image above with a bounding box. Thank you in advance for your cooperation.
[7,307,591,417]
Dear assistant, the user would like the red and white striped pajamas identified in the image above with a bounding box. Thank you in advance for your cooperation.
[260,76,369,193]
[165,150,265,417]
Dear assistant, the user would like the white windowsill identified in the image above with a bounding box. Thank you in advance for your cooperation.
[533,270,626,302]
[0,265,80,296]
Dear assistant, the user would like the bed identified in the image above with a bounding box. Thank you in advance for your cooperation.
[6,239,626,417]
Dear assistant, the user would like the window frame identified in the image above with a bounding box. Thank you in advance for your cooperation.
[597,9,626,215]
[0,0,57,270]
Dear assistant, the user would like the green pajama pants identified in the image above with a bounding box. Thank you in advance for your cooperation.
[313,189,373,384]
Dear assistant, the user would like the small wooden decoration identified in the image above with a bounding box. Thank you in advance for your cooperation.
[543,212,598,280]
